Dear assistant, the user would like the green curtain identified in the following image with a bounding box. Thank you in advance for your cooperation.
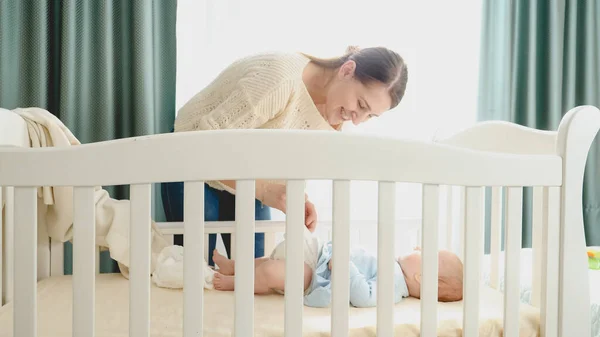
[0,0,177,273]
[478,0,600,252]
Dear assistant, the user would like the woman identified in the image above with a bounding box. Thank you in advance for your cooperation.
[161,46,408,266]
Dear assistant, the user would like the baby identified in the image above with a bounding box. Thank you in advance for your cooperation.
[212,229,463,307]
[212,226,322,296]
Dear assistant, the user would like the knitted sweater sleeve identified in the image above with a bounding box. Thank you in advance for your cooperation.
[175,74,295,132]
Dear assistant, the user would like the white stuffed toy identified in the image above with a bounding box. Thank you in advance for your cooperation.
[151,245,216,289]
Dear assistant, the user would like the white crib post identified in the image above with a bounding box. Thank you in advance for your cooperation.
[13,187,37,337]
[531,186,544,307]
[489,186,502,290]
[0,186,3,305]
[230,233,236,259]
[377,181,396,336]
[462,186,483,337]
[3,186,14,304]
[458,186,466,261]
[96,247,101,275]
[504,187,523,337]
[264,232,276,257]
[183,181,205,337]
[50,238,65,276]
[129,184,152,337]
[541,187,560,337]
[72,187,96,337]
[204,235,209,263]
[555,106,600,337]
[37,203,51,281]
[420,184,439,337]
[331,180,350,337]
[285,180,306,337]
[445,185,453,251]
[234,180,255,337]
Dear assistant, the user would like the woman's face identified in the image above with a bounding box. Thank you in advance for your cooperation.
[323,60,393,127]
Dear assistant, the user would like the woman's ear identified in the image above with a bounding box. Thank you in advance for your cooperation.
[414,273,422,284]
[339,60,356,78]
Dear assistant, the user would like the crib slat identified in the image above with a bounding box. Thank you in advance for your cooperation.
[3,186,15,303]
[96,247,101,275]
[332,180,350,337]
[73,187,96,337]
[13,187,37,337]
[531,186,543,307]
[265,233,276,257]
[184,181,205,337]
[458,186,466,261]
[541,187,559,337]
[235,180,255,337]
[285,180,305,337]
[421,184,439,337]
[445,185,453,250]
[377,181,396,336]
[230,234,236,259]
[463,187,483,337]
[489,187,502,289]
[130,184,151,337]
[0,187,3,305]
[504,187,523,337]
[51,238,65,276]
[204,235,209,262]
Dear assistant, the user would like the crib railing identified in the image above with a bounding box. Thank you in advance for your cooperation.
[1,105,599,337]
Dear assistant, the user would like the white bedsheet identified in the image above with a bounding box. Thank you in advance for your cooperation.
[0,274,541,337]
[481,248,600,337]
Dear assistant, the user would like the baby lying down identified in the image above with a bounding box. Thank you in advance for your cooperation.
[212,229,463,307]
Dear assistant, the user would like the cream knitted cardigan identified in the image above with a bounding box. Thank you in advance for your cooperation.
[174,52,337,194]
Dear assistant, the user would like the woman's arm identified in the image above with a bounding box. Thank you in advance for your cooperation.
[219,179,317,231]
[218,179,276,205]
[218,179,281,204]
[176,68,295,132]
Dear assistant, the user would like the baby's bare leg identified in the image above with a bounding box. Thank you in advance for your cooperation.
[213,249,270,276]
[213,259,313,294]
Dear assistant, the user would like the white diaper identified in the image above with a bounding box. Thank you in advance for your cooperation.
[269,226,323,272]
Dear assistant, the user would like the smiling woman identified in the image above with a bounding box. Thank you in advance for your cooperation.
[162,45,410,266]
[301,46,408,126]
[174,0,483,259]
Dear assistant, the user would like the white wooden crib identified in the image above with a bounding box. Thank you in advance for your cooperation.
[1,105,599,337]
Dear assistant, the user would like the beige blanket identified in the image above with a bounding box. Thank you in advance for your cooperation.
[4,107,168,278]
[0,274,541,337]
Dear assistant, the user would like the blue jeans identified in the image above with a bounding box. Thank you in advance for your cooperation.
[161,181,270,266]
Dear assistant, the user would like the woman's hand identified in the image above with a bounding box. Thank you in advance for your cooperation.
[259,183,288,212]
[260,183,318,231]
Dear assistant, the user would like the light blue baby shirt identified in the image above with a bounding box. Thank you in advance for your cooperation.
[303,241,409,308]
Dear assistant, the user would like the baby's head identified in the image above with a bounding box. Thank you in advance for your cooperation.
[397,248,463,302]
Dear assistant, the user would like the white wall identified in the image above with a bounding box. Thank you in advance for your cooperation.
[176,0,483,251]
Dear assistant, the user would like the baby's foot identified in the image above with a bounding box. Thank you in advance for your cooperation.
[213,249,235,275]
[213,273,235,291]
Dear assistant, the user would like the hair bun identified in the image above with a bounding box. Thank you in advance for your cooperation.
[345,45,361,55]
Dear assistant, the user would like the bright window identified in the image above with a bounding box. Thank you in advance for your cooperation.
[176,0,483,253]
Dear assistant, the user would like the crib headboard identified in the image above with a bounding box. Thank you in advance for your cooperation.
[0,108,29,306]
[1,105,599,337]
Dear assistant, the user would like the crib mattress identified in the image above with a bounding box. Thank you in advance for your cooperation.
[0,274,540,337]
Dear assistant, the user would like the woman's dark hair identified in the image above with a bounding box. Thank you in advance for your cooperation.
[302,46,408,109]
